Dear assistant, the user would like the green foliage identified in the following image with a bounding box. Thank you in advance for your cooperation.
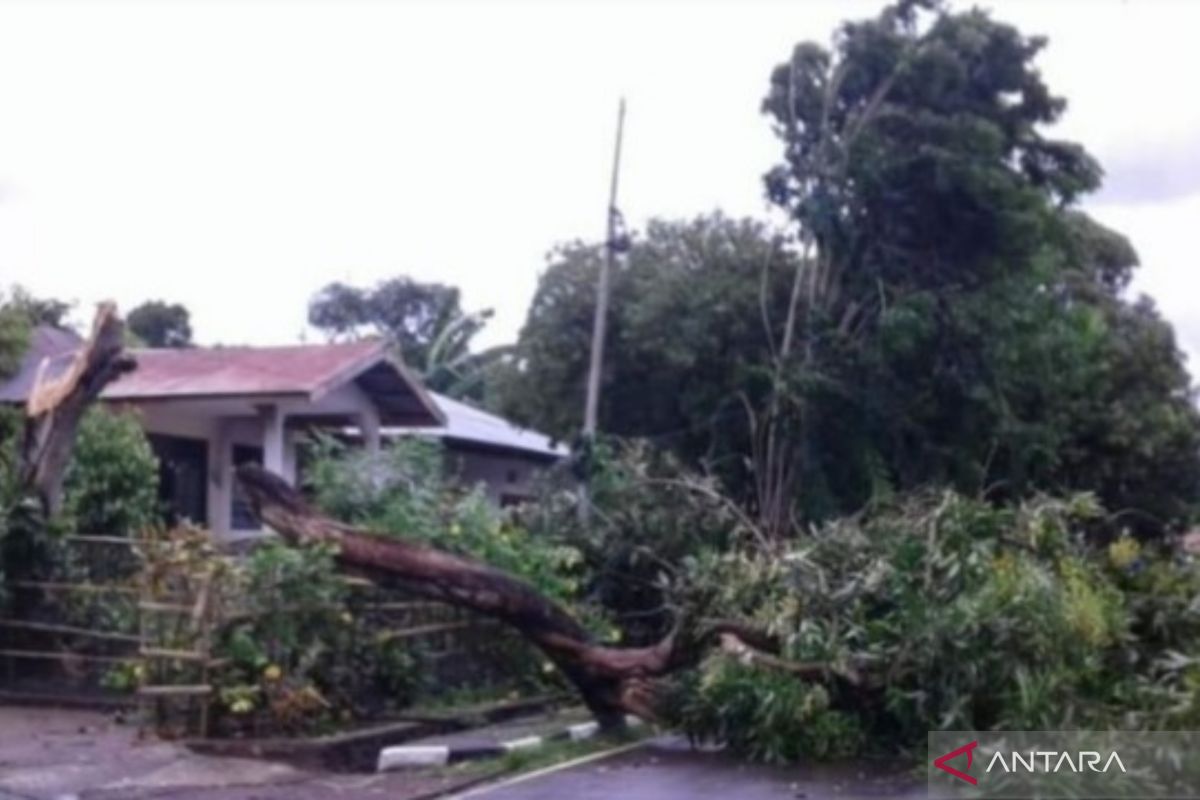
[2,407,157,614]
[759,0,1200,531]
[305,434,589,608]
[127,300,193,348]
[499,1,1200,537]
[496,214,796,492]
[668,661,863,763]
[524,439,741,643]
[139,529,423,734]
[3,410,159,632]
[63,409,160,536]
[2,285,73,329]
[665,492,1200,760]
[0,298,31,380]
[211,539,421,732]
[307,276,504,400]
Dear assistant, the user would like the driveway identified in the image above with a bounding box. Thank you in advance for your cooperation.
[456,738,927,800]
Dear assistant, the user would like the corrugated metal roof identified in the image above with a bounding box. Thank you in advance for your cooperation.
[0,325,81,403]
[394,392,570,460]
[0,328,443,426]
[108,339,386,398]
[1,326,563,456]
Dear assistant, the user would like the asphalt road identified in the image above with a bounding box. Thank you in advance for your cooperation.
[460,738,927,800]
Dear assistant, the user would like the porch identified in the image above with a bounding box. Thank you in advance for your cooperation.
[136,391,383,537]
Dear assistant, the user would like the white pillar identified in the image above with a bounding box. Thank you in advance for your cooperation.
[259,404,293,483]
[208,418,234,536]
[360,405,381,457]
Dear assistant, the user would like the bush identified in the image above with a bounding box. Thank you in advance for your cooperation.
[305,434,590,609]
[665,491,1200,760]
[209,539,422,734]
[63,408,160,536]
[668,660,863,763]
[1,408,157,621]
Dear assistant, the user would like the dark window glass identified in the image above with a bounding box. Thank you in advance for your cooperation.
[147,434,208,527]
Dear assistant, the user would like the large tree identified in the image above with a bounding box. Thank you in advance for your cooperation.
[308,277,501,399]
[496,214,795,468]
[5,286,72,330]
[757,0,1199,530]
[127,300,193,348]
[501,0,1200,535]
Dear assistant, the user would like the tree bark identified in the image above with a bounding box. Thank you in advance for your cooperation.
[19,302,135,513]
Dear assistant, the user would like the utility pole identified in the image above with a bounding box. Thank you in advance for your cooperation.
[583,98,626,440]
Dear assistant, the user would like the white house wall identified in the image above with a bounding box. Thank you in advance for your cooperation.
[121,385,383,539]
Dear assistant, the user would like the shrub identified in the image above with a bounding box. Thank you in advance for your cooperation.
[63,408,160,536]
[668,659,863,763]
[304,434,590,609]
[208,539,422,734]
[2,408,157,621]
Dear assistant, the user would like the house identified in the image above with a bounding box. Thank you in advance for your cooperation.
[1,326,568,536]
[392,392,569,507]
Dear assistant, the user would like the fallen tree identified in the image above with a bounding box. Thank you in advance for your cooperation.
[18,302,135,514]
[235,464,852,728]
[2,303,135,614]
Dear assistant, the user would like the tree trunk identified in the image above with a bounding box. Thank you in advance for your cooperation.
[235,464,695,728]
[18,302,135,513]
[4,304,134,621]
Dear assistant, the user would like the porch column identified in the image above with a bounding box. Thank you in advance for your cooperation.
[360,404,381,457]
[259,404,294,483]
[209,418,234,535]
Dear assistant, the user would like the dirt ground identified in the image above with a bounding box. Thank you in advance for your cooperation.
[0,706,491,800]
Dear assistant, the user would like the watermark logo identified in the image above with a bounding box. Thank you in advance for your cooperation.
[927,731,1200,799]
[933,740,978,785]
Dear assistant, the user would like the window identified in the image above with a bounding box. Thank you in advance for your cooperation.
[147,434,208,527]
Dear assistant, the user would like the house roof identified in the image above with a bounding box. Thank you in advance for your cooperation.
[395,392,570,461]
[0,325,82,404]
[1,326,565,456]
[0,327,444,427]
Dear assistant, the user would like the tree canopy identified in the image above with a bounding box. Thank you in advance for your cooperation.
[308,276,502,399]
[0,301,31,381]
[498,0,1200,536]
[127,300,193,348]
[4,286,72,330]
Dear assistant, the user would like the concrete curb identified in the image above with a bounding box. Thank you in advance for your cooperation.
[377,716,642,772]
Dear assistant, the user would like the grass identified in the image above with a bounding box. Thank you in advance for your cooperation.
[498,727,650,773]
[429,725,653,785]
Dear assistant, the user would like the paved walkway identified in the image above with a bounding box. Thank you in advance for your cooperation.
[458,738,927,800]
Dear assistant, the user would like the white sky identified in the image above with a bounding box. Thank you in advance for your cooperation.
[1,0,1198,366]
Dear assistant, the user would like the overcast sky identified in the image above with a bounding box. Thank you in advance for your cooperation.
[2,0,1199,367]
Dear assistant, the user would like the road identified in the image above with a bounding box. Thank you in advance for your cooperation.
[0,706,926,800]
[458,738,927,800]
